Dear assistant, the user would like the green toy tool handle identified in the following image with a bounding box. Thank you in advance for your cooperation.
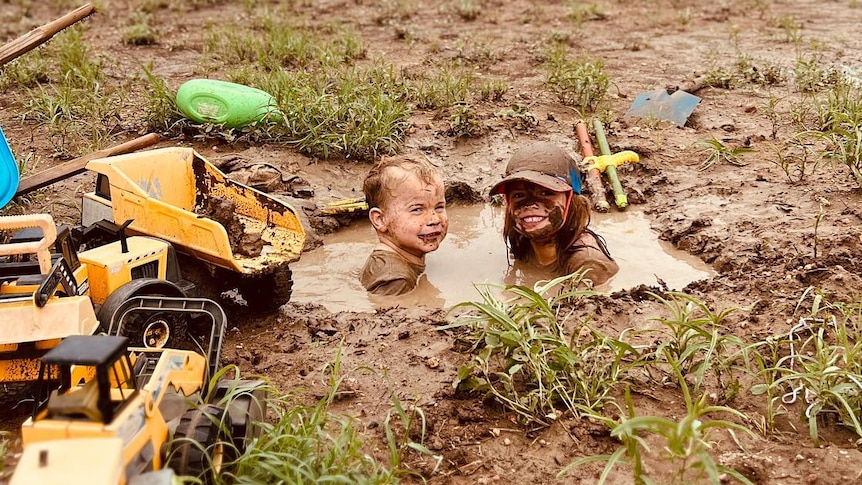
[593,119,627,209]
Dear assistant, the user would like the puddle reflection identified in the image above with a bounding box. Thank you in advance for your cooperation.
[290,204,715,312]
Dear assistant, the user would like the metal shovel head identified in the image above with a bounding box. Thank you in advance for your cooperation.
[0,125,19,209]
[624,88,701,128]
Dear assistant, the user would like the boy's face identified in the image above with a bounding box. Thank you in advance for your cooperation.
[505,180,569,240]
[370,168,448,262]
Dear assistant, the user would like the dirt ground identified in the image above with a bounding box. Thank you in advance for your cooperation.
[3,0,862,484]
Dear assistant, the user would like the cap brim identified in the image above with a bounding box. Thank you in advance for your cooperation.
[489,170,572,196]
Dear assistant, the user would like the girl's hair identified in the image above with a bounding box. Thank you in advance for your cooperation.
[503,191,592,270]
[363,155,441,209]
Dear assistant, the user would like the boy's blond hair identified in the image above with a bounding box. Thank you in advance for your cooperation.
[363,155,442,209]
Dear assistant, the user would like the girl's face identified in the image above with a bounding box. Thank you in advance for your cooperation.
[505,180,570,240]
[371,170,448,262]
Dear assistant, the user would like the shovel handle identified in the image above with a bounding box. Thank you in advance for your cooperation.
[593,119,627,209]
[574,122,609,212]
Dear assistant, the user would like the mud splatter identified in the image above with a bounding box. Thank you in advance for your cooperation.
[198,196,263,257]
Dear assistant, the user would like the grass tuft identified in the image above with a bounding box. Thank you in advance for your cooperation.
[446,272,637,425]
[544,44,610,113]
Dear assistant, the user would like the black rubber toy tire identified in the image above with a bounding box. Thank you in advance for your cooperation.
[96,278,187,348]
[167,404,231,483]
[236,269,293,312]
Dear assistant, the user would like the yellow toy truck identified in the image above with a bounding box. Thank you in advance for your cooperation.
[81,147,306,308]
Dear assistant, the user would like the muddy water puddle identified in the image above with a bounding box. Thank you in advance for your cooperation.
[290,204,715,312]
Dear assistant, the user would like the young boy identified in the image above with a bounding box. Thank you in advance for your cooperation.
[360,155,448,295]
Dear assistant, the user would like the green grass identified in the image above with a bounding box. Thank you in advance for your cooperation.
[447,282,862,481]
[773,14,803,44]
[0,54,50,91]
[229,394,399,484]
[407,67,473,110]
[478,78,509,102]
[446,272,637,425]
[375,0,418,25]
[697,137,753,171]
[154,16,412,159]
[566,2,607,28]
[807,80,862,187]
[544,44,610,114]
[760,289,862,446]
[562,375,755,485]
[766,137,823,183]
[203,17,365,72]
[2,24,122,156]
[140,64,187,132]
[447,102,482,138]
[644,292,748,399]
[735,53,785,86]
[123,12,157,46]
[172,356,416,484]
[249,64,411,159]
[793,53,843,93]
[4,8,411,161]
[454,0,481,21]
[496,103,538,132]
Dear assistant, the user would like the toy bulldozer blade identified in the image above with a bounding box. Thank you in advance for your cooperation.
[624,88,701,128]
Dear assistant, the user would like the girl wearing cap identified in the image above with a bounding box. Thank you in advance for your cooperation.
[491,142,619,286]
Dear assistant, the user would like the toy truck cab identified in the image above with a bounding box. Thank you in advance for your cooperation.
[20,335,187,483]
[29,335,142,425]
[17,334,212,485]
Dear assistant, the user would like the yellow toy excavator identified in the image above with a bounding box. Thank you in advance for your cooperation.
[0,213,198,384]
[10,304,266,485]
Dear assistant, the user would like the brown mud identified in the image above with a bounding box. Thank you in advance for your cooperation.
[3,1,862,484]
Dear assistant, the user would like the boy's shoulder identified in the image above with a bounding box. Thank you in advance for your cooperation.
[363,248,425,273]
[360,249,425,295]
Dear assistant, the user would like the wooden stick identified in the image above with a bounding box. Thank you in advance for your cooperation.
[0,3,96,67]
[15,133,160,196]
[574,122,610,213]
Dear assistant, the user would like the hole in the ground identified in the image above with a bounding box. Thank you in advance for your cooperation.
[290,204,715,312]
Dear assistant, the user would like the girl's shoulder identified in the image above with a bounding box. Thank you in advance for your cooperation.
[562,231,620,285]
[567,229,608,254]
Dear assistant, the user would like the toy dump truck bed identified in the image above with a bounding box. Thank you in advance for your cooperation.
[82,147,305,275]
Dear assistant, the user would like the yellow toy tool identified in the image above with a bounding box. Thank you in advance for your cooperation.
[583,120,639,208]
[582,151,640,208]
[320,198,369,215]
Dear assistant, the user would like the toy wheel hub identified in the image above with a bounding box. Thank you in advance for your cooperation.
[142,319,171,348]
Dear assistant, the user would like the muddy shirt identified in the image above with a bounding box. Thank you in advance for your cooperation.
[360,249,426,296]
[562,230,619,286]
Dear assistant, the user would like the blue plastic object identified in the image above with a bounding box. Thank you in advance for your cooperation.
[0,125,20,209]
[624,88,701,128]
[568,166,582,194]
